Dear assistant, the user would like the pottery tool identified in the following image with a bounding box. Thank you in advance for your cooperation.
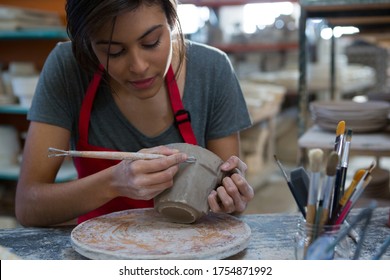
[306,148,324,229]
[274,155,306,218]
[318,151,339,228]
[48,147,197,163]
[290,167,309,210]
[334,160,376,225]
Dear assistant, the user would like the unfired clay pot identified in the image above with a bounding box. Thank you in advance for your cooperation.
[154,143,225,224]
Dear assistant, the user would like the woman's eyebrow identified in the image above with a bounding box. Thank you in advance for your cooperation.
[95,24,164,45]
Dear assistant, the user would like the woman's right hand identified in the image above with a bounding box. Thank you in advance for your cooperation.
[110,145,189,200]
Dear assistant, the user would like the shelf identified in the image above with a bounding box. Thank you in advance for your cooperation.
[297,0,390,137]
[0,161,77,182]
[0,28,68,40]
[212,42,298,53]
[300,0,390,31]
[180,0,298,6]
[0,105,28,115]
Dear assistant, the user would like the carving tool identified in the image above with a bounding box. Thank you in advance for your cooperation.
[48,147,197,163]
[274,155,306,218]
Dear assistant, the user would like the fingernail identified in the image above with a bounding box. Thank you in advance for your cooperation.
[221,162,230,169]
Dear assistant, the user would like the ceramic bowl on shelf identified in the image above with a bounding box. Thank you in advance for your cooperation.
[0,125,21,167]
[11,75,39,108]
[310,100,390,133]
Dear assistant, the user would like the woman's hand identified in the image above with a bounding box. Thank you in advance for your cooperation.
[207,155,254,214]
[110,145,189,200]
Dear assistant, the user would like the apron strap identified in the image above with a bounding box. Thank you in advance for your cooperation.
[165,65,198,145]
[78,64,105,142]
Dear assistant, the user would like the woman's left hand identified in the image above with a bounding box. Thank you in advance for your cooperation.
[207,155,254,214]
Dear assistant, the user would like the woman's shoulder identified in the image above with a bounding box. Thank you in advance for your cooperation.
[45,41,77,67]
[187,40,229,60]
[50,40,73,57]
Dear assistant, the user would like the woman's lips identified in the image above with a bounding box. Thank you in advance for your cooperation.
[129,77,155,89]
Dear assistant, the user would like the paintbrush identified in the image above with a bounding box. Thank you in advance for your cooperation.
[274,155,306,218]
[334,160,376,225]
[48,147,197,163]
[318,151,339,228]
[334,128,353,195]
[335,169,366,217]
[334,120,345,157]
[306,148,324,226]
[331,128,352,220]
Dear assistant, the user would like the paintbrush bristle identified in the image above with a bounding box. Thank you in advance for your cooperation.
[308,148,324,173]
[326,151,339,176]
[353,169,366,182]
[336,121,346,136]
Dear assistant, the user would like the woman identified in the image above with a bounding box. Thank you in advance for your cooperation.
[15,0,254,227]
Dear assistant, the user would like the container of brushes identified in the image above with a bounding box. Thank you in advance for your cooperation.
[294,218,352,260]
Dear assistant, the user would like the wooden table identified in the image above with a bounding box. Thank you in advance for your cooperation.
[0,207,389,260]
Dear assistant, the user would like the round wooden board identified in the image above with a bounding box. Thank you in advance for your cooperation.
[71,208,251,260]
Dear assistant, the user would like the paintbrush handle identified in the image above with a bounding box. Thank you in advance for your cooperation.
[306,204,316,226]
[66,150,166,161]
[320,208,329,227]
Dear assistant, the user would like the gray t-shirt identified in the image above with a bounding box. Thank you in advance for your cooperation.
[28,40,252,151]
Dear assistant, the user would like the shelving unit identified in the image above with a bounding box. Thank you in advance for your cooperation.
[0,1,69,183]
[297,0,390,137]
[180,0,299,53]
[179,1,299,188]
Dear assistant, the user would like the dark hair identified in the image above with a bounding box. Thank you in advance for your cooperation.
[65,0,185,74]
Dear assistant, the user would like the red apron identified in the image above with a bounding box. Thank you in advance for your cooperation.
[74,65,197,223]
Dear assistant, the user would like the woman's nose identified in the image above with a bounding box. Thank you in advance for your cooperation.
[127,51,149,74]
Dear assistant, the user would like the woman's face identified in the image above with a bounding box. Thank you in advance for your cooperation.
[91,4,173,99]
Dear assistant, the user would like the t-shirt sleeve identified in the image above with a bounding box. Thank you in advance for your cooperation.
[27,42,84,132]
[208,52,252,139]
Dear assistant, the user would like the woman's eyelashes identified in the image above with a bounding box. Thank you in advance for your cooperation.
[107,38,161,58]
[142,38,161,49]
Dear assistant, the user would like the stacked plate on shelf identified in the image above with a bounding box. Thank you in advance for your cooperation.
[310,100,390,133]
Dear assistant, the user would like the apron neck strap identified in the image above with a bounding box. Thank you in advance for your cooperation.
[78,64,104,142]
[165,65,197,145]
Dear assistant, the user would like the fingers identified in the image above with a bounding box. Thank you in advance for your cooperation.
[112,151,187,200]
[220,155,248,175]
[139,145,180,157]
[208,172,254,214]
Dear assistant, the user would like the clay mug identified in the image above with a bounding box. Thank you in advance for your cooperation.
[154,143,226,224]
